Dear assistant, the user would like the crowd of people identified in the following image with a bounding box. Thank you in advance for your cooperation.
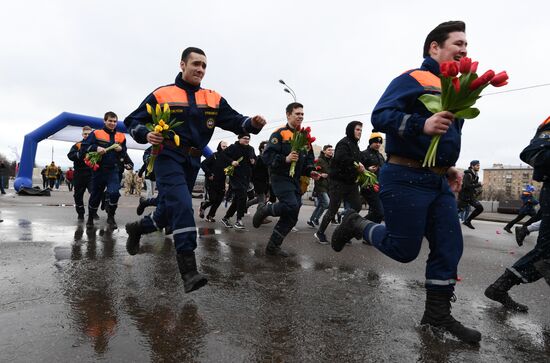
[60,21,550,345]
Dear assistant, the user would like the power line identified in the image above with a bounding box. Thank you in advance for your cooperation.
[483,82,550,96]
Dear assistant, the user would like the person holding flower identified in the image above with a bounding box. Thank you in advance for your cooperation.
[253,102,319,257]
[82,111,126,229]
[123,47,266,293]
[331,21,482,344]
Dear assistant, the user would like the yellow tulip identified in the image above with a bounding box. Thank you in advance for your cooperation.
[155,104,161,115]
[154,125,163,133]
[163,124,169,130]
[158,119,165,127]
[146,103,152,115]
[163,103,169,113]
[174,134,180,146]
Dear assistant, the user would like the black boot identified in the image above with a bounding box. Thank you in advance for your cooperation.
[253,203,272,228]
[106,211,117,229]
[484,269,528,312]
[125,221,142,255]
[534,259,550,286]
[136,197,149,216]
[420,290,482,344]
[514,226,529,247]
[462,220,475,229]
[331,210,374,252]
[86,214,95,227]
[265,232,289,257]
[76,206,85,221]
[176,252,208,293]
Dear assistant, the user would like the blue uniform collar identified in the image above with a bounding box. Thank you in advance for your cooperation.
[175,72,201,92]
[421,57,441,75]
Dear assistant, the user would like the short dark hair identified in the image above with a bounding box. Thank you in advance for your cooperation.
[423,21,466,58]
[104,111,117,121]
[286,102,304,115]
[323,144,333,151]
[181,47,206,62]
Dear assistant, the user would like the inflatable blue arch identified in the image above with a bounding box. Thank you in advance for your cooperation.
[14,112,212,191]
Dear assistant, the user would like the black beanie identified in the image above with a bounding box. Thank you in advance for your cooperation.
[238,133,250,139]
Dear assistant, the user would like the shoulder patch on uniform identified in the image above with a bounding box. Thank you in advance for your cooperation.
[270,137,279,144]
[538,130,550,138]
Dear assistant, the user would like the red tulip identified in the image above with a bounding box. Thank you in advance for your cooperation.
[469,70,495,90]
[490,71,509,87]
[452,77,460,92]
[440,61,458,77]
[373,184,380,193]
[470,61,479,73]
[305,126,311,133]
[459,57,472,74]
[309,137,316,144]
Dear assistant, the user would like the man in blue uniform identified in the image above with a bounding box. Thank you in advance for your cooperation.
[67,126,93,221]
[252,102,319,257]
[485,116,550,307]
[330,21,481,344]
[124,47,266,293]
[82,112,126,229]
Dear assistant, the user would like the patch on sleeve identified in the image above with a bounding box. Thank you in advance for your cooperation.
[538,131,550,139]
[270,137,279,144]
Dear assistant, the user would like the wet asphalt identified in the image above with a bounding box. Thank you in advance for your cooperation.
[1,190,549,362]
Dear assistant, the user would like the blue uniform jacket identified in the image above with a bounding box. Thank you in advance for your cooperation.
[124,73,261,160]
[81,127,127,170]
[263,124,315,180]
[372,57,464,166]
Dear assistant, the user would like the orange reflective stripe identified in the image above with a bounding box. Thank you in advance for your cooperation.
[280,129,293,141]
[94,130,110,142]
[195,89,221,109]
[115,133,125,144]
[540,116,550,127]
[409,70,441,92]
[76,142,81,150]
[153,85,189,107]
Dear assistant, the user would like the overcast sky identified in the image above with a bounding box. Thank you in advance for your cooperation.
[1,0,548,171]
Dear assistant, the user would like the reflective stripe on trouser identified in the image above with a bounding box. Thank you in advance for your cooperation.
[364,163,463,292]
[88,169,120,213]
[509,182,550,283]
[270,176,302,241]
[154,153,200,253]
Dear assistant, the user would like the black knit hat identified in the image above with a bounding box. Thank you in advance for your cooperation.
[470,160,480,166]
[238,133,250,139]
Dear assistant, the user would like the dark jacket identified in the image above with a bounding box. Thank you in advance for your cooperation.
[519,192,539,215]
[222,142,256,190]
[458,168,482,201]
[124,73,261,164]
[67,141,90,172]
[372,57,464,166]
[361,147,385,174]
[329,121,365,184]
[200,142,228,188]
[262,123,315,181]
[520,116,550,182]
[313,152,331,193]
[251,156,269,194]
[138,147,155,181]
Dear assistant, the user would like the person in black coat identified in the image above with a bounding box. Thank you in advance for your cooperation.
[221,134,256,229]
[360,132,385,223]
[458,160,484,229]
[199,141,229,222]
[246,141,270,209]
[314,121,365,243]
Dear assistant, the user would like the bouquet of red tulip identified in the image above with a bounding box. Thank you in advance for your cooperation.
[289,126,315,177]
[354,162,379,190]
[84,143,120,171]
[224,157,243,176]
[419,57,508,167]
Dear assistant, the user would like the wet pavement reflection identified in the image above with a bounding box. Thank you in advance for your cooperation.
[1,200,550,362]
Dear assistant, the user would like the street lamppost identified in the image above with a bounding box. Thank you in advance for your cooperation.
[279,79,297,101]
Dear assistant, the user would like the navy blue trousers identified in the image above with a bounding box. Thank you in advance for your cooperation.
[269,175,302,242]
[140,154,200,253]
[88,168,120,214]
[363,163,463,292]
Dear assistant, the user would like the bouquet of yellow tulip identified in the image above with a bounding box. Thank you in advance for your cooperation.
[145,103,183,175]
[224,157,243,176]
